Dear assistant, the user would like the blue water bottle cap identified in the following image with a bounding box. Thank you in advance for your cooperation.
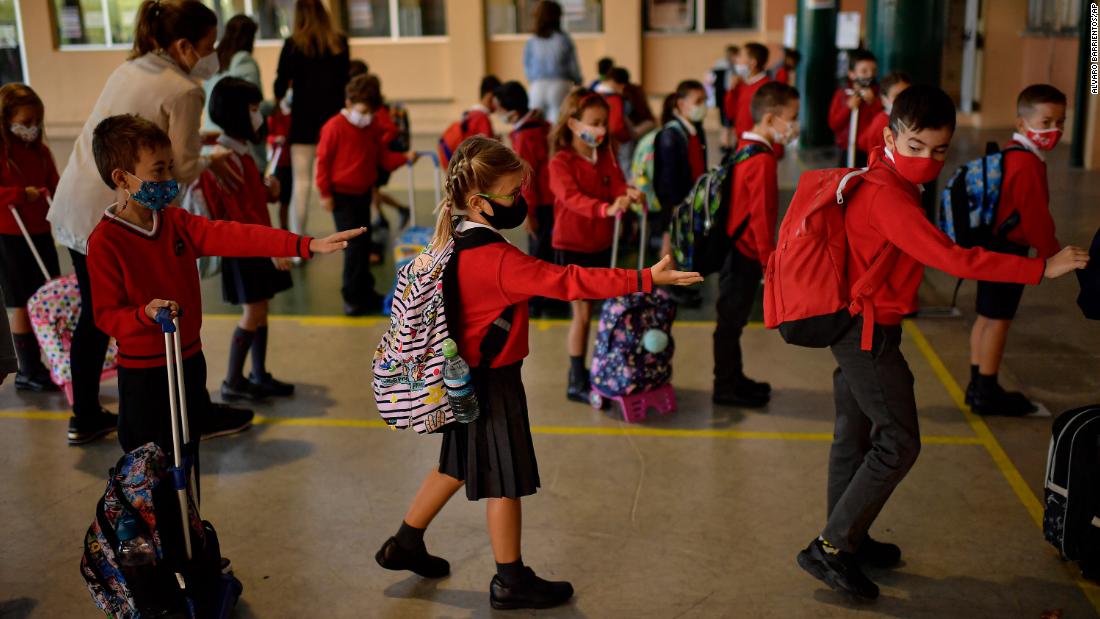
[116,514,138,541]
[441,338,458,359]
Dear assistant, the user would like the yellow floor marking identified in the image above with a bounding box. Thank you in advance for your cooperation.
[905,319,1100,614]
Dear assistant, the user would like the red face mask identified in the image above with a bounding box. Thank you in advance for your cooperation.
[886,146,944,185]
[1025,125,1062,151]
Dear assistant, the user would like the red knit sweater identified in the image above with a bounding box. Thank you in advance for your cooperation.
[727,136,778,265]
[196,149,272,226]
[0,140,59,235]
[548,147,627,254]
[510,113,553,210]
[998,139,1060,259]
[87,207,313,368]
[315,113,408,199]
[828,84,884,149]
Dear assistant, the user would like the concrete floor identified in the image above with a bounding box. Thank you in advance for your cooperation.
[2,130,1099,617]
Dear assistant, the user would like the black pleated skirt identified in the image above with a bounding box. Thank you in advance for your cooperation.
[439,362,541,501]
[221,257,293,305]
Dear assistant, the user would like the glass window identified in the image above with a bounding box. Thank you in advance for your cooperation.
[52,0,109,45]
[107,0,143,45]
[644,0,692,32]
[1026,0,1079,35]
[645,0,755,32]
[253,0,293,39]
[0,0,25,84]
[343,0,390,37]
[703,0,753,31]
[398,0,444,36]
[487,0,602,35]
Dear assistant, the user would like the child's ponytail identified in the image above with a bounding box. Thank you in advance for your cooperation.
[130,0,218,60]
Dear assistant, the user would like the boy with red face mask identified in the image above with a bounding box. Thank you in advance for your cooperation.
[965,84,1065,416]
[795,85,1088,601]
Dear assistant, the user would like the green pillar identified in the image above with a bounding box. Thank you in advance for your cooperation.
[867,0,947,87]
[1071,0,1090,168]
[797,1,839,148]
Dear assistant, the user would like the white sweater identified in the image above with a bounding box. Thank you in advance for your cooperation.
[50,52,208,254]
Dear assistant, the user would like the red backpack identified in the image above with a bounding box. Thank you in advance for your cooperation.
[763,167,899,352]
[438,113,470,168]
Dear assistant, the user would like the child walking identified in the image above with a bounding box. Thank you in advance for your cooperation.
[374,136,701,610]
[199,77,297,402]
[0,83,62,394]
[548,88,644,403]
[267,92,293,230]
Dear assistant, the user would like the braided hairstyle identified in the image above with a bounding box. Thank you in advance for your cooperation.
[430,136,529,251]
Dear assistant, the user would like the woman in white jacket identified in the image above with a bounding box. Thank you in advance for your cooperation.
[50,0,242,446]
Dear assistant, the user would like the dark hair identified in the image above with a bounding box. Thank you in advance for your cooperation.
[349,59,369,78]
[744,42,769,71]
[750,82,799,124]
[784,48,801,64]
[0,83,45,159]
[92,114,173,189]
[480,75,502,98]
[725,44,740,56]
[216,15,257,72]
[291,0,345,57]
[210,77,263,143]
[533,1,563,38]
[848,48,877,72]
[130,0,217,60]
[662,79,705,125]
[1017,84,1067,116]
[345,73,381,108]
[609,67,630,85]
[597,57,614,77]
[889,84,956,134]
[551,87,611,152]
[494,81,529,115]
[879,71,912,95]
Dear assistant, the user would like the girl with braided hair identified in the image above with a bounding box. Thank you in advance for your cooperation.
[375,136,701,610]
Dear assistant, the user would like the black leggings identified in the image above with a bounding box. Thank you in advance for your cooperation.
[70,249,110,418]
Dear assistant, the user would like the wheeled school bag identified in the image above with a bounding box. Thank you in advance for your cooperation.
[383,150,443,315]
[81,310,242,618]
[671,143,768,276]
[938,142,1028,248]
[589,210,677,422]
[763,166,899,352]
[387,102,411,152]
[630,123,686,215]
[1044,405,1100,580]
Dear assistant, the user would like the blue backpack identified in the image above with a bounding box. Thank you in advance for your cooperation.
[938,142,1027,248]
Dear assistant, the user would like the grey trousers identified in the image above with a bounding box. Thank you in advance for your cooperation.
[823,318,921,553]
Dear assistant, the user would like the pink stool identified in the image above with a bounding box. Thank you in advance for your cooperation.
[590,383,676,423]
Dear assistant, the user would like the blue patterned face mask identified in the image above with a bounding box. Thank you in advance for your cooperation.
[126,172,179,211]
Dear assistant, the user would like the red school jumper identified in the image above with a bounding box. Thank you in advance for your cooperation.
[315,112,408,199]
[996,136,1061,259]
[195,141,272,225]
[845,148,1045,327]
[828,83,884,150]
[87,207,313,369]
[548,146,628,254]
[509,112,554,215]
[266,110,292,168]
[856,110,890,154]
[0,140,59,235]
[727,134,778,266]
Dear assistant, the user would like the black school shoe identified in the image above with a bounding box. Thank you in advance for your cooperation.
[566,368,591,404]
[712,387,769,409]
[250,372,295,398]
[15,369,59,392]
[490,567,574,610]
[796,538,880,600]
[970,384,1037,417]
[375,537,449,578]
[855,536,902,569]
[201,404,254,440]
[67,409,119,445]
[220,379,267,402]
[736,376,772,397]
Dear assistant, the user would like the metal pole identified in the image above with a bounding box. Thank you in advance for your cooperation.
[796,0,839,148]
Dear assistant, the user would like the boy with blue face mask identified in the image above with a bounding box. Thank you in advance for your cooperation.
[86,114,362,455]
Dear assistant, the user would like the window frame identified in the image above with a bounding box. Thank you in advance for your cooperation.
[345,0,449,42]
[485,0,604,37]
[1023,0,1080,37]
[643,0,758,35]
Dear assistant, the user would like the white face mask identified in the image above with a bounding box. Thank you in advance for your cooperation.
[772,117,799,146]
[685,104,707,123]
[250,109,264,133]
[734,63,750,78]
[11,123,39,143]
[189,51,219,80]
[346,108,372,128]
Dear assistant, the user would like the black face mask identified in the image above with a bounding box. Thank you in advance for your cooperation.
[480,194,528,230]
[854,76,875,88]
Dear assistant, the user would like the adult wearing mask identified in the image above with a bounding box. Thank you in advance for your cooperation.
[51,0,245,446]
[273,0,350,240]
[523,1,582,123]
[204,14,266,168]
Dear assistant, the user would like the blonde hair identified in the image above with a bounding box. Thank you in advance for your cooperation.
[430,136,529,251]
[291,0,345,57]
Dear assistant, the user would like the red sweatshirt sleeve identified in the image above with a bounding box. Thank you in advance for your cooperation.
[744,154,778,264]
[828,89,851,135]
[868,185,1045,284]
[608,95,630,142]
[494,244,653,304]
[176,209,314,259]
[0,184,27,207]
[45,150,60,195]
[377,129,408,173]
[1002,155,1060,259]
[375,109,399,145]
[87,241,159,343]
[607,154,629,199]
[513,133,541,216]
[466,111,493,138]
[858,112,888,154]
[549,154,611,219]
[315,121,337,199]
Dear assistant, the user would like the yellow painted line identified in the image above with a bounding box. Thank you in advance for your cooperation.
[0,409,979,444]
[202,314,759,329]
[905,319,1100,613]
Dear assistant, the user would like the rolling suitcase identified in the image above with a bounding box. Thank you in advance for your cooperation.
[383,151,443,315]
[1044,405,1100,580]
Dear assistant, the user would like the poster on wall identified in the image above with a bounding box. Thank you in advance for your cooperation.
[836,12,861,49]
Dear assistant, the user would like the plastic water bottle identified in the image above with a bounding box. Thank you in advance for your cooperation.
[116,514,155,567]
[442,338,480,423]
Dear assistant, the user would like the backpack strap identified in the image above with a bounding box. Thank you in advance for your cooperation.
[444,227,516,370]
[848,244,902,351]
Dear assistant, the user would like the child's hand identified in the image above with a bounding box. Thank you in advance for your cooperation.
[860,89,876,104]
[847,93,862,110]
[265,176,281,200]
[607,195,631,217]
[650,255,703,287]
[408,151,420,164]
[24,186,40,201]
[145,299,179,321]
[310,228,366,255]
[1044,246,1089,279]
[272,257,292,271]
[626,187,645,205]
[320,197,334,212]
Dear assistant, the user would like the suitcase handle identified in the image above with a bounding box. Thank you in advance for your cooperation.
[11,197,51,280]
[157,306,196,560]
[404,151,443,230]
[609,206,648,271]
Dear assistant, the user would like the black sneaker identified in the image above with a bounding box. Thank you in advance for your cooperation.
[15,369,58,392]
[220,379,267,402]
[736,376,772,396]
[566,369,590,404]
[797,538,880,600]
[250,372,295,397]
[375,537,449,578]
[971,385,1037,417]
[201,404,254,440]
[855,536,902,569]
[489,567,574,610]
[964,380,977,406]
[712,388,769,409]
[67,409,119,445]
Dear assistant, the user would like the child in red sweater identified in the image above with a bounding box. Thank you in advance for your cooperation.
[713,82,799,409]
[86,114,359,453]
[967,84,1066,416]
[0,84,62,394]
[267,93,293,230]
[438,76,500,166]
[548,88,644,402]
[316,74,411,316]
[795,86,1087,600]
[829,49,882,167]
[724,43,774,148]
[857,71,910,154]
[374,136,701,610]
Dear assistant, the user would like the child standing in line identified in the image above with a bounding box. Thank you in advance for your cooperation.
[653,79,708,261]
[711,44,742,155]
[857,71,910,154]
[200,77,297,402]
[828,49,882,168]
[267,92,293,230]
[966,84,1066,416]
[795,86,1087,600]
[713,82,800,409]
[374,136,701,610]
[724,43,774,145]
[439,76,501,167]
[548,88,644,403]
[316,74,412,316]
[0,83,62,393]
